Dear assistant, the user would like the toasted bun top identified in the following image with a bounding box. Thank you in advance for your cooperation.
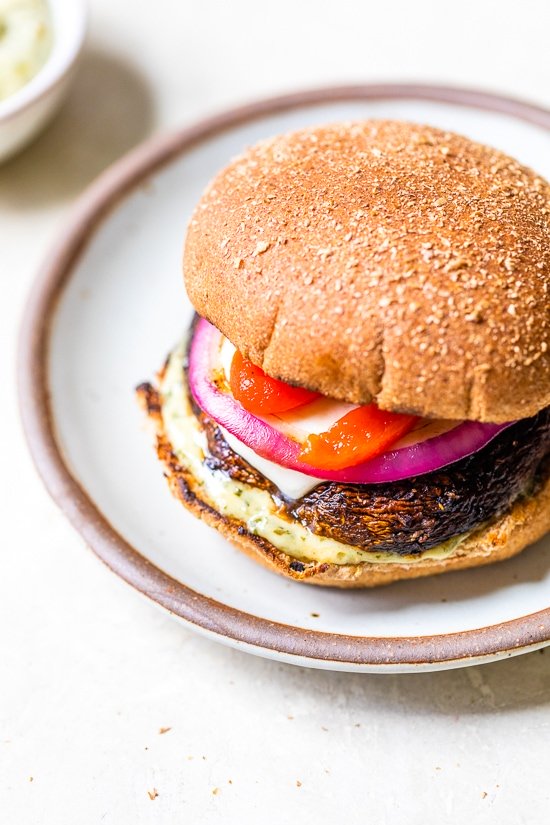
[184,120,550,422]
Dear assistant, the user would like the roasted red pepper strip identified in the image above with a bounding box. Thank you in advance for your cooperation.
[230,351,320,415]
[300,405,418,470]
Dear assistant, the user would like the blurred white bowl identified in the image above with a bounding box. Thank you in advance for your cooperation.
[0,0,87,163]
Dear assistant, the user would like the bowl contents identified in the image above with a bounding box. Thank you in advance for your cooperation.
[0,0,52,102]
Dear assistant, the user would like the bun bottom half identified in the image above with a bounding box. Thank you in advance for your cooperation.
[138,382,550,588]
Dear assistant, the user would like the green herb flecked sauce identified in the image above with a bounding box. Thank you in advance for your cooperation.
[0,0,52,101]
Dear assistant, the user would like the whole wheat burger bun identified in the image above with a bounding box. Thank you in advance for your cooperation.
[184,120,550,423]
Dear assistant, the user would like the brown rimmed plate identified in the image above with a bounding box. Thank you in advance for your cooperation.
[18,84,550,672]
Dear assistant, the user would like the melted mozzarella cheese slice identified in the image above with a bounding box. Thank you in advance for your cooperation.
[219,335,236,382]
[219,426,322,499]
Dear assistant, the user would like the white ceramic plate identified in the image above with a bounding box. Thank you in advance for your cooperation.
[19,85,550,672]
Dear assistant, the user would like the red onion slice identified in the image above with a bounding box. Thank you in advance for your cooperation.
[188,318,514,484]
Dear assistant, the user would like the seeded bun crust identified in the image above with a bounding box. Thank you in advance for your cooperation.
[184,120,550,423]
[137,382,550,588]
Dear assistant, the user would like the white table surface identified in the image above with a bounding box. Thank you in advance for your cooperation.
[2,1,550,822]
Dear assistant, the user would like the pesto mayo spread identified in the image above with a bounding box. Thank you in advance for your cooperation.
[0,0,52,102]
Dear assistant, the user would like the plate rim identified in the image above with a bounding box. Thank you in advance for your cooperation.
[18,82,550,669]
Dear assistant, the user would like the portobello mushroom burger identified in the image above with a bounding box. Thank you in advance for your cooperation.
[138,120,550,587]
